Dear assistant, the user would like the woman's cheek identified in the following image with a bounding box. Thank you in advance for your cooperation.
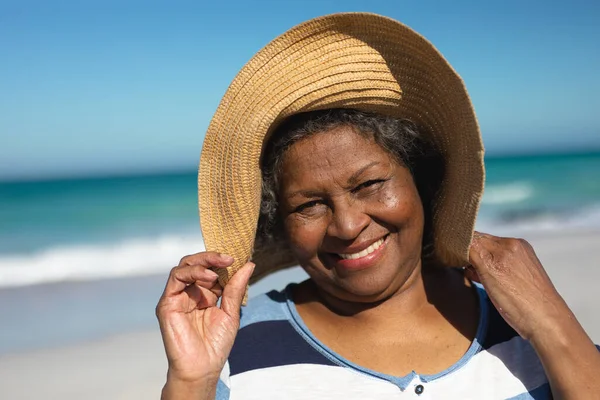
[284,216,326,260]
[378,189,402,209]
[377,185,424,231]
[378,187,414,215]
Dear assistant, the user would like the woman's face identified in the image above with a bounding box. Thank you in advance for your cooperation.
[278,125,425,302]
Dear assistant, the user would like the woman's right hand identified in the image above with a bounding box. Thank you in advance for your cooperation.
[156,252,254,396]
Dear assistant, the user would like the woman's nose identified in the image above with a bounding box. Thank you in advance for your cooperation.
[326,201,370,241]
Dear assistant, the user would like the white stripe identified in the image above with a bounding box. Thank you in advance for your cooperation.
[419,336,547,398]
[220,360,231,388]
[230,364,405,400]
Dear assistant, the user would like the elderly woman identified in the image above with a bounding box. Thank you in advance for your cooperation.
[156,13,600,399]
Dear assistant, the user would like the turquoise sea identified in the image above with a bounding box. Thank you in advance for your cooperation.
[1,152,600,289]
[0,152,599,354]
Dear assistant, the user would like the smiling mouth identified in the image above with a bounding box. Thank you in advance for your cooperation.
[337,235,388,260]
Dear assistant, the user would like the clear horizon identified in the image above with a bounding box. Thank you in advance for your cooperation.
[2,150,599,183]
[1,0,599,180]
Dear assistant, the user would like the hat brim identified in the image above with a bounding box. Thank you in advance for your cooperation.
[199,12,485,288]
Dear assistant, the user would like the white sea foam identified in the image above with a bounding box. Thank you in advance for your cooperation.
[0,234,205,288]
[481,182,535,205]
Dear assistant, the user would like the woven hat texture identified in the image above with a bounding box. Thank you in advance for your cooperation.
[198,12,485,289]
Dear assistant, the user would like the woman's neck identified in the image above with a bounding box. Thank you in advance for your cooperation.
[294,265,477,337]
[292,267,480,377]
[314,264,428,322]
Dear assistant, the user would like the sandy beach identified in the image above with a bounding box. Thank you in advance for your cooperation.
[1,231,599,399]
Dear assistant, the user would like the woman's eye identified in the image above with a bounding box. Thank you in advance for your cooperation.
[352,179,385,193]
[294,200,323,213]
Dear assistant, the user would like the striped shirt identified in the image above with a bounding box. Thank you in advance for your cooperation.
[217,284,553,399]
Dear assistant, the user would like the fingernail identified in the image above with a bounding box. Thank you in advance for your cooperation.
[206,269,219,278]
[220,254,234,262]
[246,262,256,276]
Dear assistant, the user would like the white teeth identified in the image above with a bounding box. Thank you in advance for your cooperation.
[339,237,385,260]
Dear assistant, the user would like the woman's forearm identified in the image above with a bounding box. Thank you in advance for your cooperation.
[531,308,600,399]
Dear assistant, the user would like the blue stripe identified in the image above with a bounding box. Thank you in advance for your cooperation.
[229,319,336,376]
[506,383,552,399]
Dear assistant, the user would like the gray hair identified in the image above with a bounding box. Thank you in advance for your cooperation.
[257,108,444,263]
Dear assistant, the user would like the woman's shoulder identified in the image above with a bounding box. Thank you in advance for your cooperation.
[229,285,335,377]
[238,288,290,330]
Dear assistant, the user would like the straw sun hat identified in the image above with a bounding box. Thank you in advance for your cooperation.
[198,12,485,290]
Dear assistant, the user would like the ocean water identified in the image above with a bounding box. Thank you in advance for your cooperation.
[477,152,600,233]
[1,152,600,290]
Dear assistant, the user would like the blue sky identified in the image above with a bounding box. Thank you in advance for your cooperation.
[1,0,599,180]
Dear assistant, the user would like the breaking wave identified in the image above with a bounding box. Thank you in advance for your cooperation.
[0,234,205,288]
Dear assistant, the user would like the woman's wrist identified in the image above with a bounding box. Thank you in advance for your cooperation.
[161,372,219,400]
[519,292,573,342]
[527,299,579,348]
[529,310,595,360]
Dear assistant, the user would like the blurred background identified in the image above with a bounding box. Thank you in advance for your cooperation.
[1,0,599,398]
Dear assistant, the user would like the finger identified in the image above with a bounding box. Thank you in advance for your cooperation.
[464,265,481,283]
[473,231,506,246]
[164,264,220,296]
[178,252,234,268]
[469,232,499,272]
[220,262,255,320]
[190,280,223,308]
[211,282,224,298]
[185,282,220,311]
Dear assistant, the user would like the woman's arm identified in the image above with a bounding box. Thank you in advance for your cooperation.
[529,304,600,399]
[467,232,600,399]
[155,252,254,400]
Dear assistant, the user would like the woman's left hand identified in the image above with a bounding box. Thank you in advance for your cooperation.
[467,232,600,399]
[465,231,572,341]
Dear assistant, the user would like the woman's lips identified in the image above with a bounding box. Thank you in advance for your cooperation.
[329,235,389,272]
